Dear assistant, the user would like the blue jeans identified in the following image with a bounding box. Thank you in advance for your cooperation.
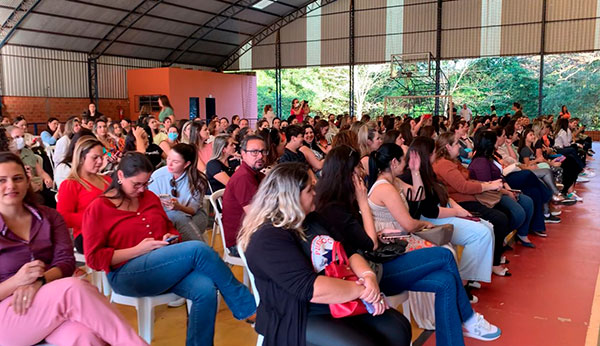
[421,216,494,283]
[497,194,534,236]
[107,241,256,346]
[504,170,550,232]
[379,247,473,346]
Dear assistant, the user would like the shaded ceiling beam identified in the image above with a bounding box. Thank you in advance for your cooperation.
[65,0,255,38]
[219,0,338,71]
[0,0,43,50]
[89,0,163,59]
[213,0,287,16]
[162,0,257,66]
[16,27,228,58]
[161,1,268,29]
[21,8,239,48]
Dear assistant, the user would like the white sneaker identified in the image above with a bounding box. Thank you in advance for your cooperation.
[567,192,583,202]
[468,281,482,289]
[167,297,186,308]
[584,170,596,178]
[463,312,502,341]
[577,176,590,183]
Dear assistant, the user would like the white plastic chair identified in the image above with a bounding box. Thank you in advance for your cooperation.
[238,246,263,346]
[209,189,249,286]
[109,289,184,344]
[74,251,110,297]
[387,291,411,322]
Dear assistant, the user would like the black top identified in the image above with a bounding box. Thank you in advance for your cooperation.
[206,159,235,192]
[399,173,441,219]
[245,222,318,346]
[535,138,554,159]
[316,202,374,253]
[245,213,361,346]
[519,146,535,163]
[145,143,163,168]
[279,148,306,164]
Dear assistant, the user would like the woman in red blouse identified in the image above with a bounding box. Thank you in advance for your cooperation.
[57,136,111,253]
[82,152,256,346]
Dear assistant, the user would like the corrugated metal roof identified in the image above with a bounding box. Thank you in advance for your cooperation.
[2,0,593,71]
[0,0,314,68]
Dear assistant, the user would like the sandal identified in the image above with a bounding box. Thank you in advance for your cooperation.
[493,267,512,277]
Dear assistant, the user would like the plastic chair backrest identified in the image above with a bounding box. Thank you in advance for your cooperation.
[238,245,260,306]
[209,189,228,252]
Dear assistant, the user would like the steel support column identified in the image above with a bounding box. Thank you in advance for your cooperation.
[434,0,442,117]
[275,30,282,120]
[88,57,98,105]
[538,0,547,116]
[349,0,355,118]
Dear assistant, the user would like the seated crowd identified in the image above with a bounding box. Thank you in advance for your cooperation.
[0,97,595,346]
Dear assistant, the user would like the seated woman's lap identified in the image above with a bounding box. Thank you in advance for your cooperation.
[107,240,216,297]
[379,247,458,295]
[306,310,411,346]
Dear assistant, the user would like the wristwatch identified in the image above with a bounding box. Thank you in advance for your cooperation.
[37,276,47,286]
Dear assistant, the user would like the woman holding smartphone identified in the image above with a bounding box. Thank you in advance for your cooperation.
[83,152,256,346]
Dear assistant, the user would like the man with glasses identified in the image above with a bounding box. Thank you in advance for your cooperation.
[222,135,266,256]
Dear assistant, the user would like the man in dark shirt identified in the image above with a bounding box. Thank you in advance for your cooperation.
[222,135,266,255]
[85,103,103,119]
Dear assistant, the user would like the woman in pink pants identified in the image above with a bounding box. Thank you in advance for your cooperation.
[0,151,146,346]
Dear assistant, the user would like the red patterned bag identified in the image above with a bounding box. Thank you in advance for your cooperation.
[324,241,368,318]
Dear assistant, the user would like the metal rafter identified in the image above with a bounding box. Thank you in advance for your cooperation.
[65,0,255,38]
[89,0,163,59]
[162,0,256,66]
[219,0,339,71]
[0,0,43,51]
[161,1,268,29]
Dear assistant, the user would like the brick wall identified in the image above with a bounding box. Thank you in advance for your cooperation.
[586,131,600,141]
[1,96,131,125]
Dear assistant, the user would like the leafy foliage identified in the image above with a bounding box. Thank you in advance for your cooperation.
[256,53,600,129]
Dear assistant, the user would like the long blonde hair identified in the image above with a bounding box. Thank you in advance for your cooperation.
[237,162,311,251]
[357,121,378,157]
[66,136,103,191]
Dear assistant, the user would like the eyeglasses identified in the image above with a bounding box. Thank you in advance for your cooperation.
[132,179,153,190]
[243,149,268,157]
[170,177,179,198]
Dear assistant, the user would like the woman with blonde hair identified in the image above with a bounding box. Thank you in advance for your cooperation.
[357,121,383,173]
[206,134,237,192]
[57,136,111,254]
[180,120,193,144]
[238,162,411,346]
[53,117,81,168]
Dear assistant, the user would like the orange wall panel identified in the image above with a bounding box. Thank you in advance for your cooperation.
[126,67,257,121]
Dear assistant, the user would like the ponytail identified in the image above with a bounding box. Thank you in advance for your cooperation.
[367,143,404,189]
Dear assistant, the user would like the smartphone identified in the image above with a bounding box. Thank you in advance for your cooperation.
[509,189,522,194]
[459,216,481,222]
[165,235,178,244]
[362,299,375,314]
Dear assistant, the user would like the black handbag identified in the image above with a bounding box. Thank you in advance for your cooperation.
[362,240,408,263]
